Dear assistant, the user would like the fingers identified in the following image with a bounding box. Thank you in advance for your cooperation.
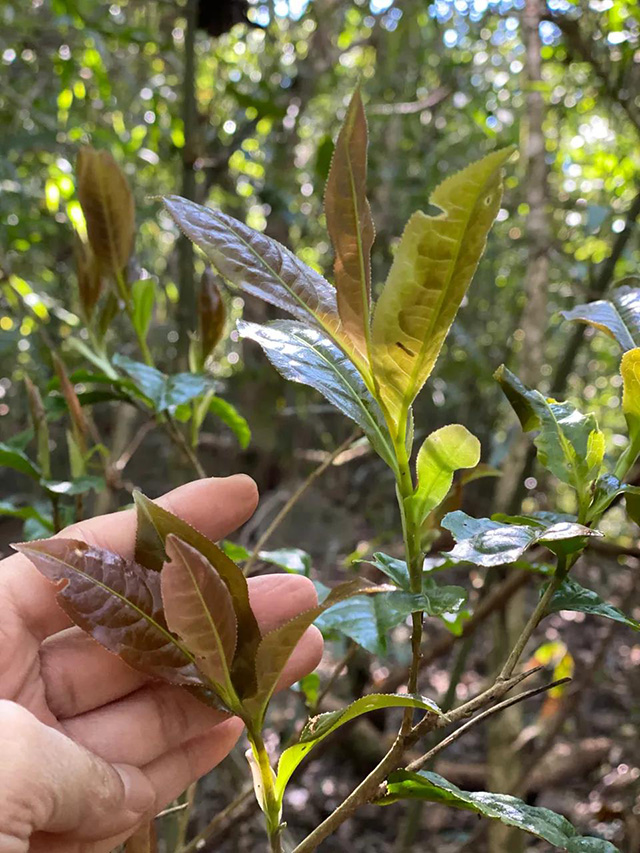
[60,625,322,767]
[43,574,320,719]
[2,475,258,641]
[0,700,155,846]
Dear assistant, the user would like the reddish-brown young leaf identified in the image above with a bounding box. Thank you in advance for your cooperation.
[53,354,90,452]
[133,491,261,696]
[199,267,226,362]
[161,535,237,690]
[74,236,103,320]
[14,539,202,685]
[324,88,375,358]
[244,578,392,724]
[76,147,135,277]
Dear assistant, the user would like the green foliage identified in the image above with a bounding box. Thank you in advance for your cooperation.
[562,278,640,351]
[548,577,640,630]
[380,771,619,852]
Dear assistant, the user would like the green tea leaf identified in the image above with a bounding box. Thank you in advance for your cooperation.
[380,771,619,852]
[238,320,396,471]
[258,548,311,576]
[561,277,640,351]
[113,354,215,411]
[409,424,480,525]
[0,501,53,531]
[131,278,155,341]
[42,476,105,496]
[245,578,391,722]
[208,396,251,449]
[549,577,640,630]
[442,511,600,567]
[132,492,261,695]
[371,147,513,430]
[275,694,440,804]
[324,88,375,357]
[162,195,357,360]
[0,442,41,479]
[369,552,411,589]
[316,582,466,654]
[14,538,202,685]
[495,365,601,491]
[161,536,238,693]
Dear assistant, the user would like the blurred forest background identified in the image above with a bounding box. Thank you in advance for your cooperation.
[1,0,640,850]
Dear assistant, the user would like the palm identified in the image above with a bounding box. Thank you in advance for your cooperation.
[0,478,321,853]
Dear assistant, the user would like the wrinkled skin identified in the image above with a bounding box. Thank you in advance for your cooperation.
[0,476,323,853]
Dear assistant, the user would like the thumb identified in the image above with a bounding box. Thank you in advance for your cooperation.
[0,701,155,848]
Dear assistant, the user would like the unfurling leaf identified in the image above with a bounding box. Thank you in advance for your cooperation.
[621,347,640,449]
[132,492,261,695]
[442,511,601,567]
[409,424,480,525]
[494,365,601,493]
[561,277,640,351]
[371,147,513,430]
[53,354,90,452]
[380,771,619,852]
[244,578,392,722]
[275,694,440,804]
[238,320,396,471]
[14,539,201,685]
[161,195,361,364]
[324,88,375,357]
[161,536,238,693]
[76,147,135,277]
[199,268,226,362]
[74,237,103,320]
[548,577,640,630]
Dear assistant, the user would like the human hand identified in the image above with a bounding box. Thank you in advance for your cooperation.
[0,476,323,853]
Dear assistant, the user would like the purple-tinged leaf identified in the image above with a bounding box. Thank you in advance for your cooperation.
[14,538,201,685]
[161,536,238,690]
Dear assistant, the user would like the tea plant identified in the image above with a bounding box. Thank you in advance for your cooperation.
[14,90,639,852]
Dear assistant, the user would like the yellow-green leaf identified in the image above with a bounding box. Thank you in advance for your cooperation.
[371,148,513,432]
[409,424,480,525]
[621,347,640,447]
[324,89,375,358]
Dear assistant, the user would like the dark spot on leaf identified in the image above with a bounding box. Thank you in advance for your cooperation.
[396,341,415,357]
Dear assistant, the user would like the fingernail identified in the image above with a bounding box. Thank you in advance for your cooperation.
[116,765,155,814]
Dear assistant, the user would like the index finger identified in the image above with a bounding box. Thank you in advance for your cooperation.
[1,475,258,641]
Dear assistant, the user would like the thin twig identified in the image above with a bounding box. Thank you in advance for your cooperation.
[178,786,254,853]
[405,677,571,774]
[243,430,360,575]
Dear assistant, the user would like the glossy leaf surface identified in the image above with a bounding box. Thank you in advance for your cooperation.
[548,577,640,630]
[316,582,466,655]
[15,538,201,684]
[324,88,374,356]
[495,366,602,490]
[133,492,261,694]
[0,442,40,479]
[162,195,349,350]
[161,536,238,689]
[131,278,155,341]
[371,148,512,428]
[275,694,440,803]
[76,147,135,276]
[238,320,396,469]
[561,278,640,351]
[381,771,619,852]
[199,268,226,360]
[442,511,600,567]
[409,424,480,524]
